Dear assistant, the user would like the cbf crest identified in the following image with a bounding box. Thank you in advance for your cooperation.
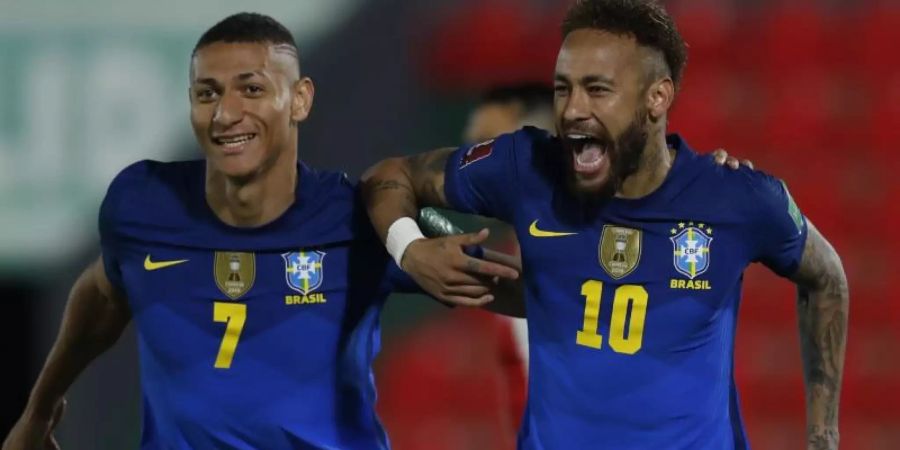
[670,223,713,280]
[598,225,642,279]
[214,252,256,299]
[282,251,326,295]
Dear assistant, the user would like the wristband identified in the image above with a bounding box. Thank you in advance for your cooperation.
[386,217,426,268]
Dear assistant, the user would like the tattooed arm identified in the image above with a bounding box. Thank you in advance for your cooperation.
[790,222,849,450]
[362,148,455,240]
[362,149,519,307]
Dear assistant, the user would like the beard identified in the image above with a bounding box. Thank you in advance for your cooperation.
[562,106,650,204]
[608,107,650,192]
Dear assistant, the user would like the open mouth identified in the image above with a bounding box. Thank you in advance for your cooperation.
[212,133,257,152]
[565,133,608,175]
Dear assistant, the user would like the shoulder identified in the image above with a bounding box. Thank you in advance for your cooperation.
[705,162,788,208]
[507,126,564,181]
[469,126,557,156]
[685,154,791,220]
[105,159,201,196]
[295,163,378,242]
[512,126,557,154]
[306,164,353,188]
[301,163,356,203]
[100,159,202,229]
[515,126,554,143]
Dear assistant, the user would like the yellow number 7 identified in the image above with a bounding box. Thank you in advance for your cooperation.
[576,280,648,355]
[213,302,246,369]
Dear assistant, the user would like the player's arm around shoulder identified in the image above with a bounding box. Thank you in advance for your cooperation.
[362,148,520,308]
[790,222,849,450]
[361,147,456,240]
[3,257,130,450]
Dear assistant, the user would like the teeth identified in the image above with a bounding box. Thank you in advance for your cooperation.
[215,134,255,145]
[567,133,591,140]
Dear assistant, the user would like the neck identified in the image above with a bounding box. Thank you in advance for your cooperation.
[616,130,674,199]
[206,145,298,228]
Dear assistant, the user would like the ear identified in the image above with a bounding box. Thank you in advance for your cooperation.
[290,77,315,124]
[646,76,675,122]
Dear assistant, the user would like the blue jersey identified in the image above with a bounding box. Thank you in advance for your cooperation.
[444,128,808,450]
[99,160,413,450]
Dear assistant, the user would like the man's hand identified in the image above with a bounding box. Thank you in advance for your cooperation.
[3,398,66,450]
[712,148,754,170]
[401,228,519,306]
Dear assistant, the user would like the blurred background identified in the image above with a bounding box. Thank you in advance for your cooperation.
[1,0,898,448]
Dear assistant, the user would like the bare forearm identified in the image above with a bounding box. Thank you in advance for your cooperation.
[361,157,419,241]
[361,149,453,242]
[798,284,847,449]
[26,261,130,420]
[792,224,849,449]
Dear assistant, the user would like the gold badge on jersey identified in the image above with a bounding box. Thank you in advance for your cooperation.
[214,252,256,299]
[598,225,642,279]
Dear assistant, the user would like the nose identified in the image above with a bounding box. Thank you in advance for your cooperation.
[212,91,243,129]
[562,87,591,124]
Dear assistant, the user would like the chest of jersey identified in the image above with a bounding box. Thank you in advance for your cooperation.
[115,242,361,374]
[518,211,750,355]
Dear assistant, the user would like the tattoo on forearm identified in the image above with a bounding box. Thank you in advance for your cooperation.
[793,224,848,448]
[408,149,450,174]
[798,288,845,425]
[408,148,453,206]
[362,178,417,218]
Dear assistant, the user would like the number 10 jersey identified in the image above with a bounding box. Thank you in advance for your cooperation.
[443,128,808,450]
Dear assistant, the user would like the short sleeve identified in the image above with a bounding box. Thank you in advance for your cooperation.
[443,131,522,222]
[748,174,808,277]
[98,183,125,290]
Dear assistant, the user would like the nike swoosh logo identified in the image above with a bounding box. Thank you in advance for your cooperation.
[528,220,577,238]
[144,255,189,271]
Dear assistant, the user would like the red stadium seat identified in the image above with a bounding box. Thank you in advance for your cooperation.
[376,309,524,450]
[866,76,900,156]
[855,3,900,85]
[758,72,841,152]
[669,70,735,149]
[670,2,735,73]
[754,2,829,80]
[742,416,805,450]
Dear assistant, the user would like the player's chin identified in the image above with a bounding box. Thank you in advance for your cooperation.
[569,169,613,196]
[573,175,610,194]
[210,152,264,179]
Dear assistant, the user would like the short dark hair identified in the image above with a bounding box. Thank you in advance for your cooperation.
[561,0,687,89]
[479,83,554,116]
[192,12,299,66]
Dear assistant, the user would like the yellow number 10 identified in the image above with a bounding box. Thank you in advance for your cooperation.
[576,280,648,355]
[213,302,246,369]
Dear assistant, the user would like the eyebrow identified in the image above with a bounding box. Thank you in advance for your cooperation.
[193,77,220,87]
[554,73,616,86]
[236,72,261,81]
[192,71,263,86]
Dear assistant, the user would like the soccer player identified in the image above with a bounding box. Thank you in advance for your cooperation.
[361,1,849,449]
[3,13,521,450]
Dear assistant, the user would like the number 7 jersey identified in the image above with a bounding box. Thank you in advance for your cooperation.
[443,128,808,450]
[99,160,413,450]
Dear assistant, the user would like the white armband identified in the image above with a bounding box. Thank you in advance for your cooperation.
[386,217,426,268]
